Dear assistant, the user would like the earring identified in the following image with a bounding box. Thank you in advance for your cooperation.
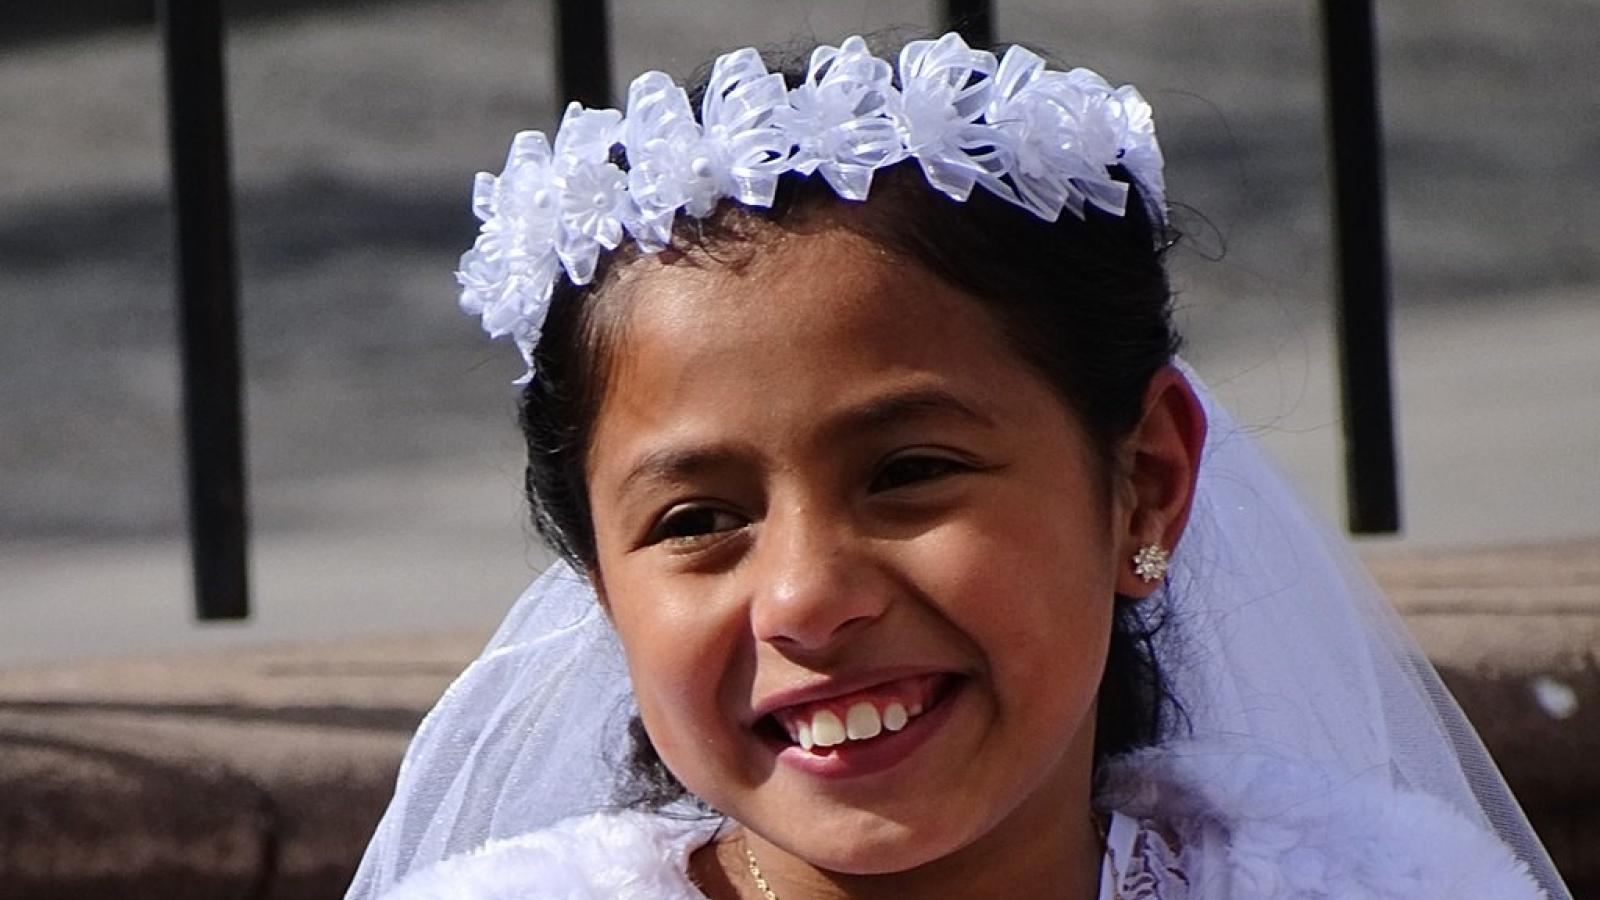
[1132,543,1170,583]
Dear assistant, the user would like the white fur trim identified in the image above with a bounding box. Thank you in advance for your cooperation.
[378,809,712,900]
[1100,741,1548,899]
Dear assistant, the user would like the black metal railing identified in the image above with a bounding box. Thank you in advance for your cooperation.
[556,0,613,109]
[161,0,1398,620]
[160,0,250,620]
[1319,0,1401,534]
[941,0,995,46]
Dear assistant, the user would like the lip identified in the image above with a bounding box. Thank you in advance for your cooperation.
[750,666,959,723]
[764,677,965,779]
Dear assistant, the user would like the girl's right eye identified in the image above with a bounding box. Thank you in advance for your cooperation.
[648,505,746,546]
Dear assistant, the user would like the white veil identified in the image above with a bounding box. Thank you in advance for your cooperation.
[346,363,1571,899]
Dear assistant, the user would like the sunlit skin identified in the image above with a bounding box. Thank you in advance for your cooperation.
[584,225,1206,900]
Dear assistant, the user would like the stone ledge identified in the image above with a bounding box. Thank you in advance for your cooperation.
[1,543,1596,898]
[1367,539,1600,894]
[0,636,477,900]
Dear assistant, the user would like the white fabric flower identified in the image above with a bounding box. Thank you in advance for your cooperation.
[782,35,905,200]
[457,130,562,352]
[986,46,1121,220]
[1107,82,1166,221]
[889,32,1009,202]
[698,48,791,209]
[1054,66,1135,215]
[455,246,506,323]
[619,53,792,250]
[620,72,706,250]
[549,102,627,285]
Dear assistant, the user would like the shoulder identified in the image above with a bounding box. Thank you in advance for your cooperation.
[1099,741,1548,900]
[377,809,714,900]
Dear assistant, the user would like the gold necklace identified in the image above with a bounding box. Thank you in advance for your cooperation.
[744,846,780,900]
[742,814,1109,900]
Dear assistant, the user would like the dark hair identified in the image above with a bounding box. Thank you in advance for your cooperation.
[519,39,1184,810]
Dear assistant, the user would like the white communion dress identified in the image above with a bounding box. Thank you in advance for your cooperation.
[373,739,1547,899]
[346,369,1570,900]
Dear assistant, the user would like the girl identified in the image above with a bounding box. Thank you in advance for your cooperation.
[350,33,1569,899]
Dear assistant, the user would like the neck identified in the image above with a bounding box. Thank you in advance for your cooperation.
[724,816,1102,900]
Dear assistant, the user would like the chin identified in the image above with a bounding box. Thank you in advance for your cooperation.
[761,805,976,876]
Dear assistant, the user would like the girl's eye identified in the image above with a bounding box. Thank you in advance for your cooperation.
[870,454,969,493]
[649,505,746,545]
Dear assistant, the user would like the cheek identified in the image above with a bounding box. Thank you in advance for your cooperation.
[606,573,749,768]
[928,474,1117,611]
[917,482,1117,703]
[945,537,1115,673]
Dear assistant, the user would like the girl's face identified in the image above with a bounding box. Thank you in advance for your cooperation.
[586,227,1128,878]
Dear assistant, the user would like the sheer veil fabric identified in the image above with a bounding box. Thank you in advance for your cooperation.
[347,362,1571,899]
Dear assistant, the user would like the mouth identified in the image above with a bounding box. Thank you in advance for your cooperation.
[755,673,962,758]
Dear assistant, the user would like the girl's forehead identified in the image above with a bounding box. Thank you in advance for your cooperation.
[606,228,1009,388]
[618,228,972,335]
[586,228,1072,472]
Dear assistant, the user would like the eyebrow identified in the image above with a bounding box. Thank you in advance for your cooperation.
[815,386,996,445]
[613,387,995,500]
[616,445,754,498]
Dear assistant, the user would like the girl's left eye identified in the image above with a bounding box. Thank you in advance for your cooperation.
[869,454,970,492]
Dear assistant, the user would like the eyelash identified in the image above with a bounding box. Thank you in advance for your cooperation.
[648,505,747,547]
[868,453,972,492]
[642,453,976,548]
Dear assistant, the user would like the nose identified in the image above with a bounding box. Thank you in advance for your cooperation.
[747,504,891,652]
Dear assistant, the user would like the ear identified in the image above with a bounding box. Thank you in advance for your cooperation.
[1114,366,1207,598]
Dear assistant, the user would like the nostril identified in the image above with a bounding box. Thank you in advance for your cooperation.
[757,610,878,651]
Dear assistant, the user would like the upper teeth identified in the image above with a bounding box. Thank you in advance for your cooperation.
[794,700,918,751]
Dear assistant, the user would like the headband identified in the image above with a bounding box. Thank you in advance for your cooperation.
[453,32,1166,381]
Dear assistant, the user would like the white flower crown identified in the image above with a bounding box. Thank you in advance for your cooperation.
[457,32,1167,382]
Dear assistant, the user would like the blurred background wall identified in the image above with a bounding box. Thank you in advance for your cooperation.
[2,0,1596,662]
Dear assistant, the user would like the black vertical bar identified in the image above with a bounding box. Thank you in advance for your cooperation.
[940,0,995,46]
[556,0,613,109]
[1319,0,1401,534]
[160,1,250,619]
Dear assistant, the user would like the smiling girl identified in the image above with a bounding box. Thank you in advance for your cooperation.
[350,33,1569,900]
